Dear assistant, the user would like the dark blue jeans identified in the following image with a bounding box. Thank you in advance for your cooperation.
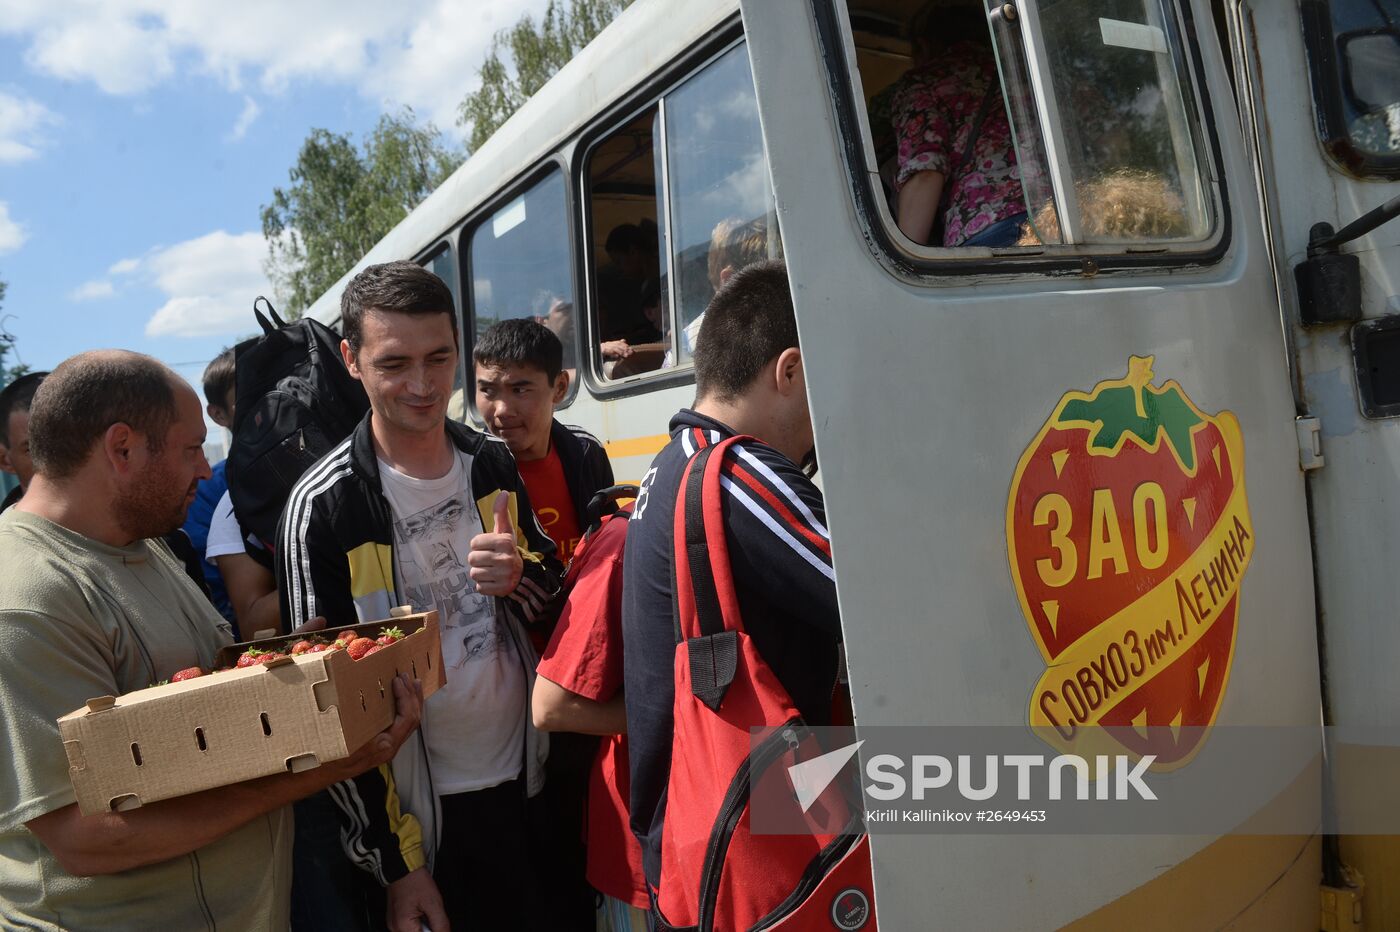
[962,212,1030,247]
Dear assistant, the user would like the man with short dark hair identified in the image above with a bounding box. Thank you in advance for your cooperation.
[184,348,236,620]
[279,260,564,932]
[0,350,420,930]
[474,318,614,568]
[474,317,616,927]
[621,260,843,902]
[0,370,49,511]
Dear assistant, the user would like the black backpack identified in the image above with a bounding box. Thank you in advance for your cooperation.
[226,298,369,564]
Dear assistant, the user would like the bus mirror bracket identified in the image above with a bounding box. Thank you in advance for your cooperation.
[1295,194,1400,326]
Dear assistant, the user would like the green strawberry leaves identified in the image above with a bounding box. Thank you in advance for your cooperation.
[1058,357,1203,470]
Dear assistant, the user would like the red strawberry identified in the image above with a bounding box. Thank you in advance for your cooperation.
[289,640,315,655]
[363,644,385,656]
[236,648,270,668]
[257,651,288,665]
[346,637,377,661]
[171,667,205,682]
[309,643,330,653]
[376,626,405,646]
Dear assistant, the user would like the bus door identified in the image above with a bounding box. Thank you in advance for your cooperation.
[740,0,1320,927]
[1234,0,1400,925]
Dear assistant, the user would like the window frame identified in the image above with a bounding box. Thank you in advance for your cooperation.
[574,17,749,401]
[458,156,582,423]
[414,239,469,415]
[810,0,1234,278]
[1301,0,1400,179]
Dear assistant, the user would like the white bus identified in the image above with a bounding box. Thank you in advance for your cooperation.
[304,0,1400,927]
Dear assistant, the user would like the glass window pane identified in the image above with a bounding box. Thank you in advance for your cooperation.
[1017,0,1213,244]
[425,245,459,311]
[664,43,781,363]
[1329,0,1400,160]
[469,170,576,373]
[587,108,669,381]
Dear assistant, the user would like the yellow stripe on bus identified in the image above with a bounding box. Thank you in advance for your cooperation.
[604,434,670,460]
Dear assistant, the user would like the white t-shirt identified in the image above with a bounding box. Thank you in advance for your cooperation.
[377,450,525,794]
[205,491,246,563]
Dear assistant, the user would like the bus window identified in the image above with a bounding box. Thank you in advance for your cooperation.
[466,167,578,394]
[841,0,1215,251]
[420,242,469,420]
[662,42,781,365]
[1304,0,1400,176]
[586,107,669,381]
[585,38,782,383]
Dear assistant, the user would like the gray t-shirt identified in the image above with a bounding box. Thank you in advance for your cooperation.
[0,509,292,931]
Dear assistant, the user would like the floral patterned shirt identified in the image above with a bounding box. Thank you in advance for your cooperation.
[890,42,1025,246]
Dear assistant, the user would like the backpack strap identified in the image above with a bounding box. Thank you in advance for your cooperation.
[672,435,751,711]
[252,295,286,334]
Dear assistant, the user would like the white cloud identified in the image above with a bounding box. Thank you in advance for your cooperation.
[70,279,115,301]
[137,230,273,337]
[228,95,260,141]
[0,202,26,254]
[108,256,141,275]
[0,0,549,129]
[0,90,57,163]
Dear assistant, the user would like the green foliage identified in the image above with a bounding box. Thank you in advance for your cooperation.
[261,109,462,318]
[457,0,633,153]
[0,277,25,385]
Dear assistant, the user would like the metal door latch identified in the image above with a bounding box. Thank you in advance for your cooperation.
[1296,416,1324,471]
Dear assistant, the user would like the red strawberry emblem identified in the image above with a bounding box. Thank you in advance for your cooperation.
[1007,357,1254,765]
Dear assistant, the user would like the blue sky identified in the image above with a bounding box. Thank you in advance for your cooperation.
[0,0,547,441]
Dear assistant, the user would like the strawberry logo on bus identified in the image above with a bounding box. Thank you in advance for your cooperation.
[1006,357,1253,766]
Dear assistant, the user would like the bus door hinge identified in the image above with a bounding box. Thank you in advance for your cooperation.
[1296,416,1325,472]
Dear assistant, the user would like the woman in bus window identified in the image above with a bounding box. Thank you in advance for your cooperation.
[890,2,1027,247]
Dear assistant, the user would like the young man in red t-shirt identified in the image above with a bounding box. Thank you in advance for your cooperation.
[533,509,649,929]
[474,318,617,929]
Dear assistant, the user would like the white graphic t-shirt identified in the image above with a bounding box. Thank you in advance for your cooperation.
[378,450,525,794]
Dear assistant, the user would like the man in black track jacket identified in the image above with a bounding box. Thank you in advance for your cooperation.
[277,262,562,932]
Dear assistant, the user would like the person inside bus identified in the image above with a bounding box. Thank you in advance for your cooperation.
[597,222,663,351]
[1015,170,1191,245]
[622,260,844,909]
[677,215,775,361]
[889,2,1027,247]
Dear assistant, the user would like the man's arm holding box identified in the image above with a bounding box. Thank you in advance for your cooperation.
[26,674,423,877]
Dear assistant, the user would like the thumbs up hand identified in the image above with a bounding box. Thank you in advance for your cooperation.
[468,491,524,596]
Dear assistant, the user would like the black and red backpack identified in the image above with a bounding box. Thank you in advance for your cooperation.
[655,435,876,931]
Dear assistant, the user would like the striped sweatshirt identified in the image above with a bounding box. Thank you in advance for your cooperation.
[620,409,843,889]
[276,412,562,884]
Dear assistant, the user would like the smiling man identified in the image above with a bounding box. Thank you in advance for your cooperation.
[277,261,563,932]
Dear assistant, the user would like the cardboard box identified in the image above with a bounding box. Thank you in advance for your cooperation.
[59,611,444,815]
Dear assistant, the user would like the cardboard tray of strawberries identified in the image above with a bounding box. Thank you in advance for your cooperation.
[58,610,444,816]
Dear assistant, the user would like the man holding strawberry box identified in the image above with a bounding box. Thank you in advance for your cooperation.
[0,350,422,931]
[278,261,563,932]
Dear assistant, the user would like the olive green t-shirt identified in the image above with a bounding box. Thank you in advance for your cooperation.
[0,509,292,931]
